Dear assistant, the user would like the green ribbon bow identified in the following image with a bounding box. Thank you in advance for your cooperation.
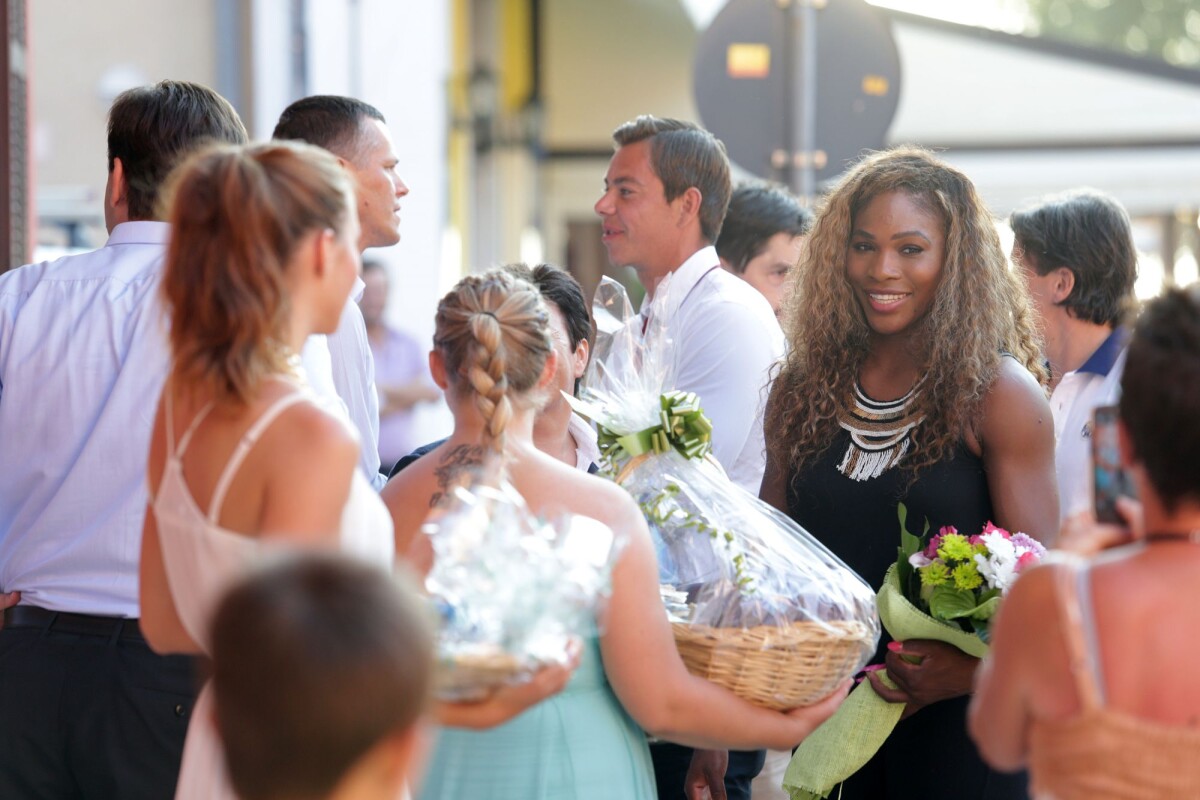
[588,390,714,466]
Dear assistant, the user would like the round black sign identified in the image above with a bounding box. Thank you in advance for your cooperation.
[694,0,902,186]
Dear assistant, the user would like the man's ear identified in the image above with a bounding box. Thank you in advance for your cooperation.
[428,349,449,390]
[1050,266,1076,305]
[675,186,703,229]
[572,338,589,380]
[107,157,128,210]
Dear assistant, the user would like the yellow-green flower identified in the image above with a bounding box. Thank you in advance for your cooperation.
[938,533,974,562]
[920,561,950,587]
[952,561,983,591]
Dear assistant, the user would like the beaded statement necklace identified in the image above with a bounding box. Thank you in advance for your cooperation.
[836,380,925,482]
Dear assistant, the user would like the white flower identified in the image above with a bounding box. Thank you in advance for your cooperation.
[974,531,1020,593]
[908,552,933,568]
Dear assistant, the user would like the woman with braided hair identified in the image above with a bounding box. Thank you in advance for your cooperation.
[382,268,848,800]
[762,146,1058,798]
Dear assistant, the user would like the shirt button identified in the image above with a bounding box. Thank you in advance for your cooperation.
[174,704,185,717]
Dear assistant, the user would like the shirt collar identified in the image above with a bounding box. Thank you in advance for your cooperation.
[1077,326,1129,377]
[105,221,171,247]
[647,246,719,321]
[350,276,366,303]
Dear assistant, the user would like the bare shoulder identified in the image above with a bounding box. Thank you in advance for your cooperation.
[263,399,360,476]
[980,358,1052,441]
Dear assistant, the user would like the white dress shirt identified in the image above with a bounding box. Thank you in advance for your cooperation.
[0,222,171,616]
[645,246,785,493]
[299,278,385,490]
[330,281,384,489]
[568,412,601,472]
[1051,327,1128,523]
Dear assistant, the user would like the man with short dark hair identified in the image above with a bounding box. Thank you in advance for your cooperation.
[594,115,783,800]
[0,80,247,798]
[274,95,410,488]
[717,181,812,317]
[1010,188,1138,522]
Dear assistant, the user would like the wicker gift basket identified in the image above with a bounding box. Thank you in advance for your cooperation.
[573,276,879,709]
[424,480,626,701]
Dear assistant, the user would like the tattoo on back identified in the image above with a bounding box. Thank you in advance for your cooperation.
[430,444,486,508]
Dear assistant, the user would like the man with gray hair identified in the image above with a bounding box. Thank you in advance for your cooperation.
[1009,188,1138,522]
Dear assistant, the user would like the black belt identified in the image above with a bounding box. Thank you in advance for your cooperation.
[2,605,144,641]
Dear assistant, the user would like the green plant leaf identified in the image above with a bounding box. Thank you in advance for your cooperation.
[969,595,1002,621]
[929,586,1001,623]
[928,586,978,620]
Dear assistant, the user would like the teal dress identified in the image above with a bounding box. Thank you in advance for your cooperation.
[417,638,657,799]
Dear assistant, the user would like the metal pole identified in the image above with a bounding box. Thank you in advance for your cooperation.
[797,0,818,204]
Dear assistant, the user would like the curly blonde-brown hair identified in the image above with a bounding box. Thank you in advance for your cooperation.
[769,146,1046,477]
[434,269,553,452]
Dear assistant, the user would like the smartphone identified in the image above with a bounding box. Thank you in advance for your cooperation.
[1091,404,1132,524]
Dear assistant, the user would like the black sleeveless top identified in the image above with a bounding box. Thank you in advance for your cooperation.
[785,427,1028,800]
[786,427,993,601]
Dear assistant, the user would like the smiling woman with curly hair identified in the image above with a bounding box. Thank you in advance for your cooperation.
[762,146,1058,800]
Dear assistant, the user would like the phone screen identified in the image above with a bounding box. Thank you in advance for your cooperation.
[1091,404,1130,524]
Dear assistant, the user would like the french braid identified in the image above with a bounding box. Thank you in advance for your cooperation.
[435,269,553,452]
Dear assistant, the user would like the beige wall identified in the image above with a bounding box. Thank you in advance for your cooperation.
[30,1,217,244]
[543,0,699,150]
[541,0,702,270]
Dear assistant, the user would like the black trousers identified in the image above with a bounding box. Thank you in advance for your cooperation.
[651,743,766,800]
[0,612,198,799]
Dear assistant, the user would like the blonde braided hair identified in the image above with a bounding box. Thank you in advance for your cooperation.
[434,269,552,452]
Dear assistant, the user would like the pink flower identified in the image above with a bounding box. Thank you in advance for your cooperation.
[924,527,956,558]
[969,535,985,546]
[1016,551,1039,572]
[982,521,1011,538]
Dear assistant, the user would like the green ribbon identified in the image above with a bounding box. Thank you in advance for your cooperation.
[591,390,714,465]
[782,565,990,800]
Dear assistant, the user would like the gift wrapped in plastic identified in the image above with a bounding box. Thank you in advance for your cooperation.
[570,275,879,710]
[423,476,625,701]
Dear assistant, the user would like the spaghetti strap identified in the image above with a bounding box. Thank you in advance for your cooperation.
[165,385,215,461]
[206,392,309,523]
[1053,559,1104,712]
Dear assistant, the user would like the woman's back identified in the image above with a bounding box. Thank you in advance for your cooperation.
[1028,549,1200,799]
[394,441,658,800]
[152,383,395,800]
[151,383,395,650]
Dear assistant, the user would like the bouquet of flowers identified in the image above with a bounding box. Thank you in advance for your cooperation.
[784,507,1047,800]
[424,477,626,701]
[899,509,1046,642]
[571,275,878,710]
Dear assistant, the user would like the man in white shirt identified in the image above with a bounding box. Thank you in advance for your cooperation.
[0,80,247,798]
[274,96,410,489]
[595,115,783,800]
[1010,188,1137,523]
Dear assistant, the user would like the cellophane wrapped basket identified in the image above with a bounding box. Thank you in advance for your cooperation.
[572,276,879,709]
[423,477,625,701]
